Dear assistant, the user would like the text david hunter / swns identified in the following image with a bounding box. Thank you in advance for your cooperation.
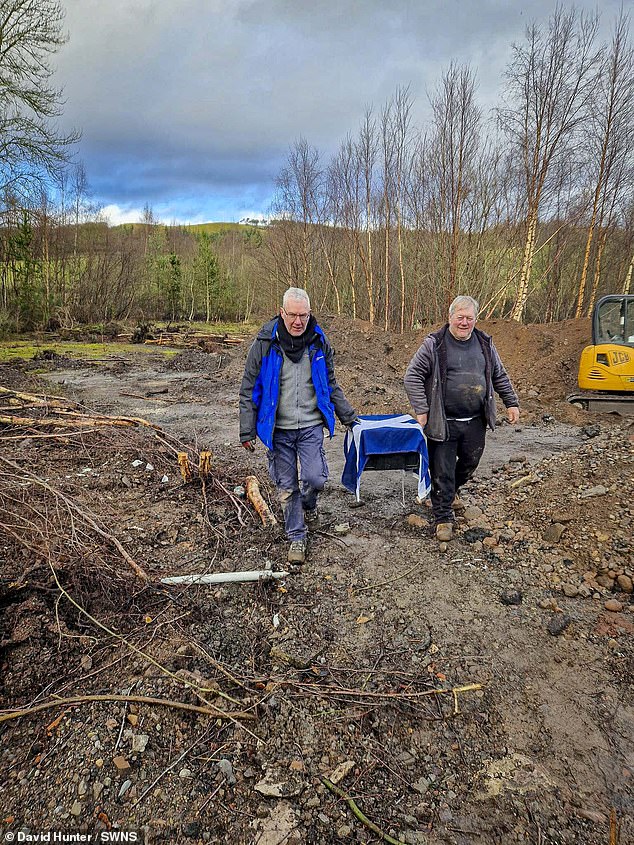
[4,833,140,843]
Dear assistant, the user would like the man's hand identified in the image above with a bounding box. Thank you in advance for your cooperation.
[506,406,520,425]
[241,440,256,452]
[416,413,428,428]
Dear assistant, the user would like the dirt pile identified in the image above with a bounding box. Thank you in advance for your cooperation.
[315,314,592,425]
[0,318,632,845]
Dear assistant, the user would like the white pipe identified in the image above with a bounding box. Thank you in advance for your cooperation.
[161,570,289,585]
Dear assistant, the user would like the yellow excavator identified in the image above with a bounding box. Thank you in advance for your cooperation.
[568,294,634,413]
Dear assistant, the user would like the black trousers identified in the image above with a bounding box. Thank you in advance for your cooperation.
[427,417,487,523]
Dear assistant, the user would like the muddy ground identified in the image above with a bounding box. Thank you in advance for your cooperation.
[0,315,633,845]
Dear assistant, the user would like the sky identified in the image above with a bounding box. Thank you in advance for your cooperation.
[52,0,628,226]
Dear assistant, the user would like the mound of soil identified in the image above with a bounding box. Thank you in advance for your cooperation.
[1,316,632,845]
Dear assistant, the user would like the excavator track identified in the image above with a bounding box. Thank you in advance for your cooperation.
[567,393,634,414]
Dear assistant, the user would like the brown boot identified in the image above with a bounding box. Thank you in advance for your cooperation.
[435,522,453,542]
[452,495,465,512]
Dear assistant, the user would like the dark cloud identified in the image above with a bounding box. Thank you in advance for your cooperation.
[54,0,626,223]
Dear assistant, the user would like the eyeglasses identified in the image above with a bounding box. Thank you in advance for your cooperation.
[283,309,310,322]
[453,315,476,324]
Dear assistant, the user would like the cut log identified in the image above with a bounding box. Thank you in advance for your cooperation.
[245,475,277,526]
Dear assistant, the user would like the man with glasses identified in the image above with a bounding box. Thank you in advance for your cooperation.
[239,287,357,564]
[404,295,520,542]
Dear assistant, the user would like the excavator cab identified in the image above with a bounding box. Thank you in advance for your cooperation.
[571,294,634,412]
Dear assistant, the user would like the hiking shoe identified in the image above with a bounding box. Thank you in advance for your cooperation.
[435,522,453,542]
[304,507,319,527]
[288,539,308,564]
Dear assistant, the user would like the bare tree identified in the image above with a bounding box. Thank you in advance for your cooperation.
[0,0,79,196]
[428,63,481,307]
[356,109,378,324]
[498,5,601,322]
[574,9,634,316]
[329,136,363,319]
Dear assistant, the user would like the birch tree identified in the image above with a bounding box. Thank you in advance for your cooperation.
[574,10,634,316]
[498,5,601,322]
[428,63,481,308]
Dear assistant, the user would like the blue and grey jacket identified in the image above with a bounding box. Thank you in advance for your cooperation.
[239,317,357,449]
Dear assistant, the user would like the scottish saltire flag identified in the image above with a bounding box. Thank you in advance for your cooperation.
[342,414,431,501]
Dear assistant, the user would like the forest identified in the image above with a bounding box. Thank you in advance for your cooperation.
[0,2,632,334]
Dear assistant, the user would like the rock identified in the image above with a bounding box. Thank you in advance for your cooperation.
[113,756,131,774]
[412,777,431,795]
[255,776,304,798]
[127,713,138,726]
[551,511,573,523]
[70,800,82,817]
[179,768,193,779]
[543,523,565,543]
[406,514,426,529]
[579,485,608,498]
[500,589,523,606]
[217,759,236,785]
[80,655,93,671]
[336,825,352,838]
[604,599,623,613]
[131,734,149,753]
[333,522,350,535]
[77,779,88,797]
[463,505,483,520]
[547,615,570,636]
[118,779,132,799]
[561,583,579,598]
[252,801,299,844]
[580,425,601,438]
[617,575,633,593]
[596,574,615,589]
[327,760,355,785]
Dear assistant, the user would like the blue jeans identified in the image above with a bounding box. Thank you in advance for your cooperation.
[268,425,329,540]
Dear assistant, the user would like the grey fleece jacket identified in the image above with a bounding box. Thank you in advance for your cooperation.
[404,325,519,442]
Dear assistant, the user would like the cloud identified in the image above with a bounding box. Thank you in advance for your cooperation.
[54,0,626,222]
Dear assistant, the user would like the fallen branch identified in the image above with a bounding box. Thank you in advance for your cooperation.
[290,681,482,714]
[0,693,256,725]
[0,387,78,408]
[322,777,403,845]
[245,475,277,526]
[0,414,137,428]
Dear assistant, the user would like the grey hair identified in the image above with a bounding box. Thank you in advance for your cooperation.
[449,295,479,318]
[283,287,311,310]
